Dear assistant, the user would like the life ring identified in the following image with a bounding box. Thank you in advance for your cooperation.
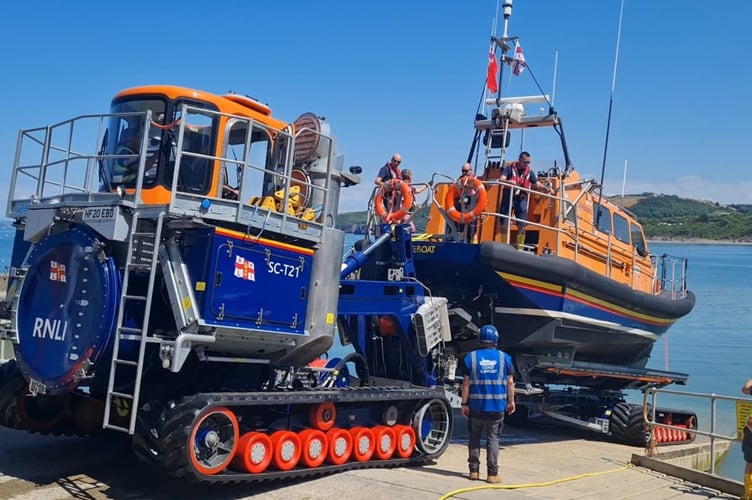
[443,176,488,224]
[374,179,414,224]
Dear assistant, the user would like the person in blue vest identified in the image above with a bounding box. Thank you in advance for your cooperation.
[460,324,515,484]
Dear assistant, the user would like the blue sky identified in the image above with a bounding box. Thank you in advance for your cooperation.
[1,1,751,213]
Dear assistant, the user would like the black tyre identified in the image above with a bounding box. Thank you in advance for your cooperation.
[609,402,648,446]
[0,360,24,429]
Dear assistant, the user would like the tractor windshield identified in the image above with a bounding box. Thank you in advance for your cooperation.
[102,98,168,190]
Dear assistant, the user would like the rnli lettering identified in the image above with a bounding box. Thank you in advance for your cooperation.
[413,245,436,254]
[267,261,301,278]
[32,317,68,341]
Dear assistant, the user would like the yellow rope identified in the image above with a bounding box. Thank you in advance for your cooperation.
[437,463,632,500]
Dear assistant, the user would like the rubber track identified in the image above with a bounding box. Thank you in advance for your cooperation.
[134,385,452,484]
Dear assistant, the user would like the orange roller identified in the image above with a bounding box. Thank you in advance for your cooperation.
[309,402,336,431]
[655,427,665,443]
[299,428,328,468]
[372,426,396,460]
[349,426,375,462]
[393,425,416,458]
[231,431,273,473]
[326,428,352,465]
[270,430,302,471]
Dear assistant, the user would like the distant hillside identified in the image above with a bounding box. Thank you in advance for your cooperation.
[336,194,752,242]
[621,194,752,241]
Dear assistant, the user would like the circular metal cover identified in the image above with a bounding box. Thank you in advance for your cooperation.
[14,225,120,393]
[292,112,322,163]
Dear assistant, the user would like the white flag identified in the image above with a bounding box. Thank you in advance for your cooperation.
[512,41,527,76]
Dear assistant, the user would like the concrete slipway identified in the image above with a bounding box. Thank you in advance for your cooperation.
[0,408,741,499]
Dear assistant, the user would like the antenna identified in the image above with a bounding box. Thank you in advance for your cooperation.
[621,158,628,202]
[552,49,559,107]
[596,0,625,224]
[501,0,513,39]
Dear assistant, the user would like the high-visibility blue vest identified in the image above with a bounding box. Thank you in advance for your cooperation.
[465,348,509,413]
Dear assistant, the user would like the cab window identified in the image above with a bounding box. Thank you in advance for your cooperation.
[613,213,631,244]
[631,222,648,257]
[104,98,167,189]
[593,203,612,234]
[174,103,217,194]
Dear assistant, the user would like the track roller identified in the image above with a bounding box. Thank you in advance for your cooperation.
[372,425,396,460]
[393,425,416,458]
[270,430,301,471]
[349,426,375,462]
[326,427,352,465]
[309,401,336,431]
[412,398,452,455]
[232,431,273,473]
[188,406,239,475]
[299,428,328,468]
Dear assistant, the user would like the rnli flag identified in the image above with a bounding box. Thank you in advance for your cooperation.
[49,260,67,283]
[234,256,256,281]
[512,41,527,76]
[486,50,499,93]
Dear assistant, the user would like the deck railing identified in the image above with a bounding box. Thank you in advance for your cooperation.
[409,177,690,298]
[645,386,747,476]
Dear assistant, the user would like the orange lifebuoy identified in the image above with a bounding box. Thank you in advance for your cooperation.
[374,179,414,224]
[443,176,488,224]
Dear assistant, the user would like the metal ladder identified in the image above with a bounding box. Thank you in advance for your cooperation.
[103,211,164,434]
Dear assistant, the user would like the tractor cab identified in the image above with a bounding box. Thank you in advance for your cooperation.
[6,85,350,246]
[100,86,288,207]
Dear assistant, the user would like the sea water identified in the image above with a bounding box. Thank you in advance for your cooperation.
[0,229,748,480]
[645,242,752,480]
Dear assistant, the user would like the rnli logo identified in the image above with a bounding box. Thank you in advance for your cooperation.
[234,256,255,281]
[49,261,67,282]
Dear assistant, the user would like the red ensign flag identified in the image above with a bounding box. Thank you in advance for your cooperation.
[486,51,499,93]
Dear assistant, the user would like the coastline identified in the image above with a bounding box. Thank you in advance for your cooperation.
[648,237,752,246]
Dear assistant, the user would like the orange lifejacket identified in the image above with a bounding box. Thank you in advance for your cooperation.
[508,162,531,190]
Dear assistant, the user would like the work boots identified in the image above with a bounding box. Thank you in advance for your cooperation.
[468,471,480,480]
[486,474,501,484]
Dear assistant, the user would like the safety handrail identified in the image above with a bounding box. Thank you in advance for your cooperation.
[429,177,688,298]
[645,386,746,477]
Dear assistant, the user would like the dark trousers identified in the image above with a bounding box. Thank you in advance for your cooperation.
[467,411,504,475]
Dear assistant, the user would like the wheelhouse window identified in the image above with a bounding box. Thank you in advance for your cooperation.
[631,222,648,257]
[593,203,612,234]
[613,213,631,244]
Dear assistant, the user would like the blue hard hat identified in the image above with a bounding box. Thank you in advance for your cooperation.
[479,324,499,344]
